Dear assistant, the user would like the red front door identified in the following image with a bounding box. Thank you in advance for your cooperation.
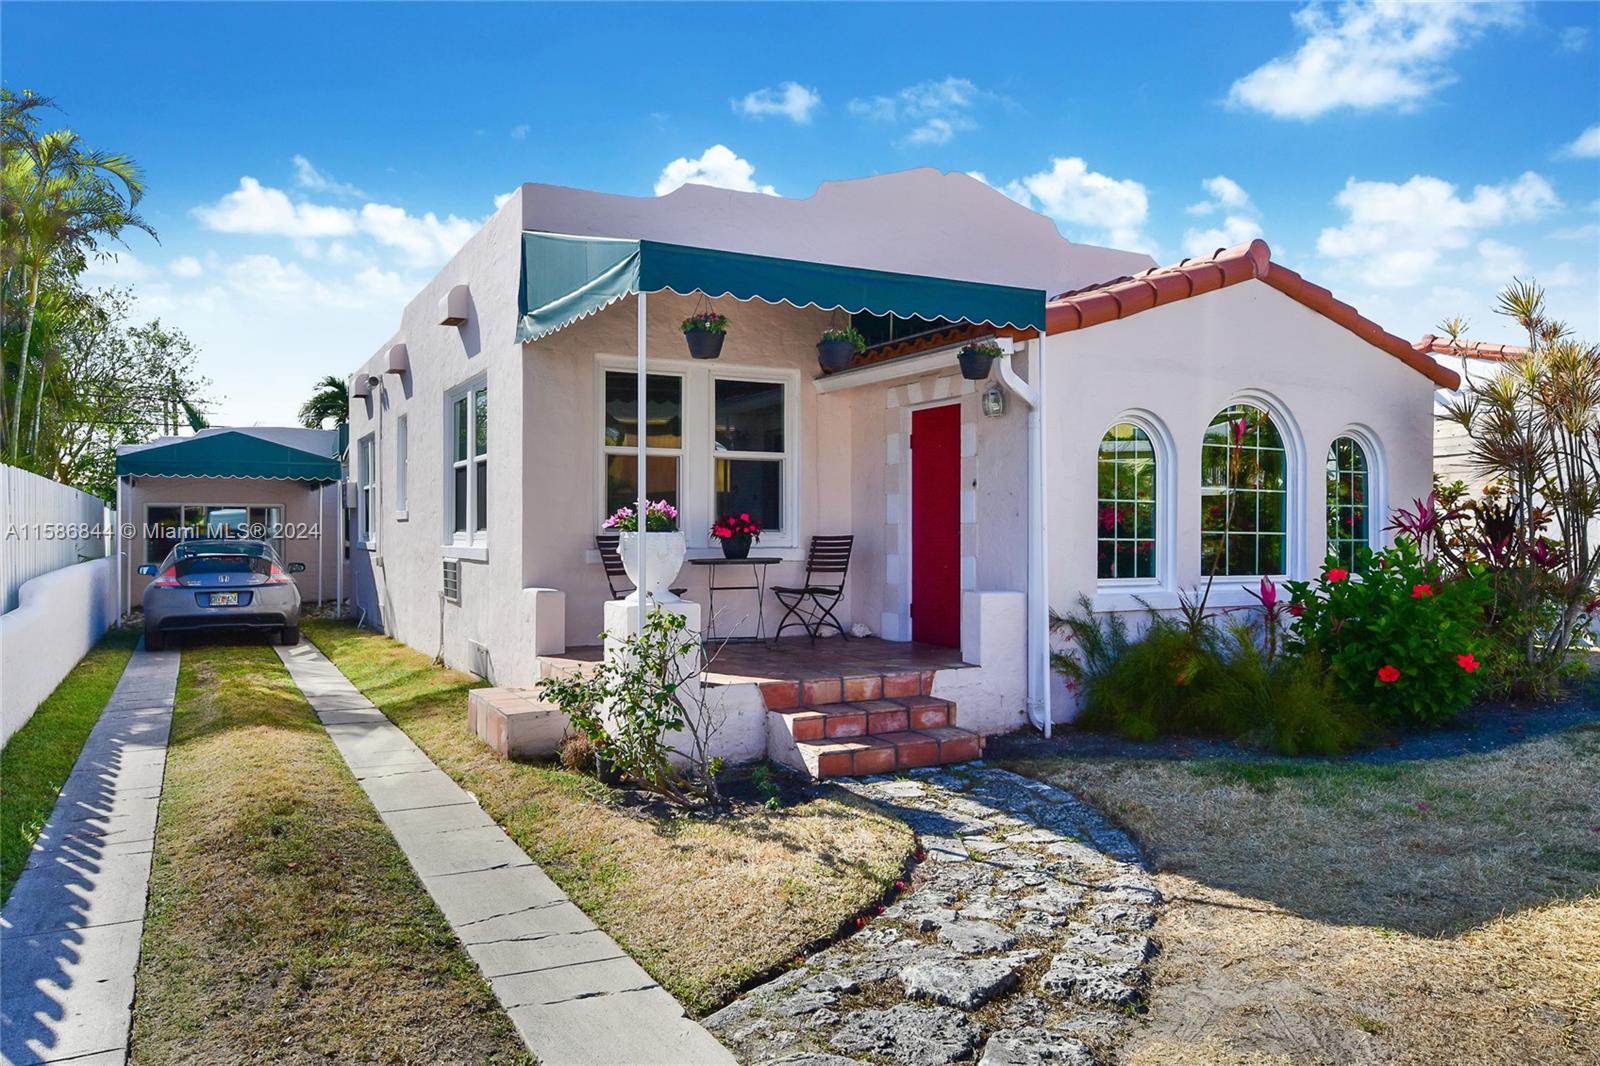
[911,404,961,647]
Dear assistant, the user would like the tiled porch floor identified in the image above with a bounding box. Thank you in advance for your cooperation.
[545,636,969,685]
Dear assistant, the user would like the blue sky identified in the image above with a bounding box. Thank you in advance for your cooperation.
[6,1,1598,426]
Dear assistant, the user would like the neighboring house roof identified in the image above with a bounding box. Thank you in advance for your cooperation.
[1413,334,1530,362]
[115,426,341,482]
[1043,239,1461,390]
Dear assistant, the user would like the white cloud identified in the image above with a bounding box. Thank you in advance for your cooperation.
[292,155,364,198]
[1003,157,1153,252]
[1183,176,1262,256]
[965,172,1034,208]
[1228,1,1525,119]
[849,77,987,145]
[1316,171,1560,286]
[194,177,357,238]
[654,145,777,197]
[1559,26,1590,52]
[79,249,153,286]
[1473,238,1527,282]
[357,203,477,267]
[1558,124,1600,159]
[733,82,821,124]
[510,124,530,140]
[169,255,203,278]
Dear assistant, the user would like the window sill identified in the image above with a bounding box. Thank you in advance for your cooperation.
[394,509,409,522]
[1093,586,1178,613]
[442,543,488,563]
[358,540,378,553]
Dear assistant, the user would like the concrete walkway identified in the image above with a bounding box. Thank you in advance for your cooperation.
[274,642,735,1066]
[1,644,180,1066]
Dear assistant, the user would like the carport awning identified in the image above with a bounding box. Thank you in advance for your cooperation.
[116,430,342,482]
[515,233,1046,343]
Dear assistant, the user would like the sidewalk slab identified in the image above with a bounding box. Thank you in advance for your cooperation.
[1,644,179,1066]
[275,642,736,1066]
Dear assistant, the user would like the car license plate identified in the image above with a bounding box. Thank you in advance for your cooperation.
[208,592,240,606]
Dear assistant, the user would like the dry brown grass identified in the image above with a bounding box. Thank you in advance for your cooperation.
[304,620,915,1016]
[1003,725,1600,1065]
[131,641,528,1065]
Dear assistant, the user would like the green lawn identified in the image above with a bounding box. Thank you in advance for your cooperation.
[1,627,140,903]
[304,619,915,1015]
[130,639,529,1064]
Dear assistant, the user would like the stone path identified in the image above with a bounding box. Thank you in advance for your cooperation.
[1,644,180,1066]
[274,642,736,1066]
[705,765,1163,1066]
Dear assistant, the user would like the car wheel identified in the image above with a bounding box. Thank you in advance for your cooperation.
[144,630,163,652]
[279,625,300,646]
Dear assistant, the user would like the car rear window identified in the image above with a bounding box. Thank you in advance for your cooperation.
[173,554,273,578]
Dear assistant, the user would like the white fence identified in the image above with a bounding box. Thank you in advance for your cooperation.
[1,464,109,614]
[0,556,118,746]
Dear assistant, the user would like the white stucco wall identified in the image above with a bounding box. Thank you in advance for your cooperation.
[1,556,118,747]
[1043,279,1440,720]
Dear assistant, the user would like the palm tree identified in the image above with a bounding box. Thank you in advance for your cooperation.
[4,91,155,459]
[298,375,349,429]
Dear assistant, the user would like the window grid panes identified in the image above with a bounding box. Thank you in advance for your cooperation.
[358,436,375,546]
[603,371,682,520]
[395,415,408,513]
[1327,437,1369,571]
[1096,423,1157,580]
[713,377,785,532]
[450,385,487,540]
[1200,404,1287,577]
[146,504,286,564]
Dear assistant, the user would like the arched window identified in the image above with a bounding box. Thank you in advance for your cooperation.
[1326,437,1370,570]
[1097,423,1157,580]
[1201,404,1287,576]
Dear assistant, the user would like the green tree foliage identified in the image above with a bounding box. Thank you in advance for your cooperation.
[297,375,349,429]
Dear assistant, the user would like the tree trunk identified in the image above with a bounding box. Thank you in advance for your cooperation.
[29,350,49,458]
[9,267,41,461]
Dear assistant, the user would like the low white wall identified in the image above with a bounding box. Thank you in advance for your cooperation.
[1,556,119,747]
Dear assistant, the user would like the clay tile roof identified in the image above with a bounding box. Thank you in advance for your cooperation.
[1046,239,1461,390]
[1413,334,1530,362]
[848,323,991,370]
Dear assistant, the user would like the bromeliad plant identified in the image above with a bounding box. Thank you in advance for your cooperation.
[603,500,679,532]
[1285,539,1490,727]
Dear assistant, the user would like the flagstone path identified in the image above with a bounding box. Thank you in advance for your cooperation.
[705,765,1163,1066]
[1,644,179,1066]
[274,642,736,1066]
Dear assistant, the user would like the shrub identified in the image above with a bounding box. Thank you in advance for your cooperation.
[1194,622,1367,756]
[557,732,598,776]
[1286,539,1489,727]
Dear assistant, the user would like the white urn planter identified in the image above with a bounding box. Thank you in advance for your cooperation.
[618,530,686,602]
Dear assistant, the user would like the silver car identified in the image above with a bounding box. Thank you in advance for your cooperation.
[138,539,304,651]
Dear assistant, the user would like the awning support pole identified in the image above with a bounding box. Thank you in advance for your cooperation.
[336,474,345,618]
[116,475,125,624]
[318,482,326,606]
[635,290,648,636]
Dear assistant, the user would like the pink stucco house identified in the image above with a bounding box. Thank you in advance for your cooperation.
[341,169,1457,778]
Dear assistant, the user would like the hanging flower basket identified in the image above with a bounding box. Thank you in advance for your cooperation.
[681,311,728,359]
[817,326,866,373]
[957,340,1003,381]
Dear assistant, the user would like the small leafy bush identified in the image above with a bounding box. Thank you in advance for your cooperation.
[1194,622,1367,756]
[681,310,729,334]
[1286,538,1489,727]
[819,326,867,354]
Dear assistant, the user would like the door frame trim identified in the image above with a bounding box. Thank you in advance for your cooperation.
[904,397,963,647]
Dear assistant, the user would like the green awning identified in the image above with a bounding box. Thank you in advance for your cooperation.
[116,430,342,482]
[516,233,1045,343]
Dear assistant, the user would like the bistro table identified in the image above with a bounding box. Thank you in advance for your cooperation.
[689,556,782,643]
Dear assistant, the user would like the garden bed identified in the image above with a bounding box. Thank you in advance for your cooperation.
[996,717,1600,1064]
[303,620,916,1015]
[130,639,528,1064]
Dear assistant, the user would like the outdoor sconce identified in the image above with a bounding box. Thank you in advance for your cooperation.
[982,381,1007,417]
[385,343,408,376]
[439,283,470,326]
[350,373,372,399]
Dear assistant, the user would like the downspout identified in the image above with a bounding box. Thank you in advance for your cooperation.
[996,335,1053,737]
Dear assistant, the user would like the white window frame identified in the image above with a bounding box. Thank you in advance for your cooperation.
[1325,424,1387,564]
[595,354,800,550]
[1093,411,1177,609]
[598,365,687,533]
[356,434,376,550]
[443,376,488,559]
[394,413,409,520]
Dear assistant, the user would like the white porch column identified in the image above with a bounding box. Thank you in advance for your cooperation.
[634,290,648,635]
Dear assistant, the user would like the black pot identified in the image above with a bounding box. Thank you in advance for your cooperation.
[720,535,752,560]
[685,329,725,359]
[957,347,996,381]
[817,338,857,372]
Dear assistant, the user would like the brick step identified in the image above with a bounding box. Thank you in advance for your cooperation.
[794,725,984,778]
[758,669,936,711]
[773,694,955,743]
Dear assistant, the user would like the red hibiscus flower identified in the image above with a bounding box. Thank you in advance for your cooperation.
[1377,665,1401,684]
[1457,653,1479,674]
[1412,583,1434,599]
[1327,568,1350,583]
[1289,603,1306,617]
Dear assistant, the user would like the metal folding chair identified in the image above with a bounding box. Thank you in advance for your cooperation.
[772,535,854,643]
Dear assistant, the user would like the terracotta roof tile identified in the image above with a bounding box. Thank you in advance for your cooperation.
[1413,334,1530,362]
[847,323,990,371]
[1047,240,1461,390]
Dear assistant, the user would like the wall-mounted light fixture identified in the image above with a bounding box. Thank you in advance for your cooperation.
[384,343,408,376]
[982,381,1007,417]
[439,283,470,326]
